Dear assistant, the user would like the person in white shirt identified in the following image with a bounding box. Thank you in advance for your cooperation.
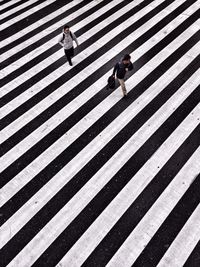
[58,25,79,66]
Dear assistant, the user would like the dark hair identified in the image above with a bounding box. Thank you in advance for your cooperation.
[123,54,131,61]
[64,25,70,30]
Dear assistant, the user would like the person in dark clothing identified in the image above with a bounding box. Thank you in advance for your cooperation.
[58,25,79,66]
[113,54,133,97]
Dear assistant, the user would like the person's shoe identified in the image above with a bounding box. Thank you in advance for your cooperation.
[69,62,73,66]
[123,91,127,97]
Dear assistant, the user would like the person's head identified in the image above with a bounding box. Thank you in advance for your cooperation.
[122,54,131,64]
[64,25,70,33]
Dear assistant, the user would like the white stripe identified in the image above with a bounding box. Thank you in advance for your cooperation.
[0,21,199,173]
[0,0,192,140]
[0,0,56,30]
[0,0,22,11]
[107,141,200,267]
[6,95,200,267]
[157,204,200,267]
[0,0,40,20]
[1,60,199,251]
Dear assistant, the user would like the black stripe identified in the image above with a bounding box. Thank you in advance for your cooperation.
[0,0,49,24]
[0,0,125,87]
[0,65,199,266]
[83,169,200,267]
[0,0,72,41]
[0,0,102,57]
[0,0,197,145]
[32,95,200,267]
[132,174,200,267]
[1,51,199,226]
[0,0,30,12]
[184,241,200,267]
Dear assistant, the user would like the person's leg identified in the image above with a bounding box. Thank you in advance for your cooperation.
[68,47,74,66]
[68,56,72,66]
[118,78,127,96]
[64,49,72,65]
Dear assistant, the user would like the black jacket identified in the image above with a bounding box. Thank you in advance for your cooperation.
[113,60,133,79]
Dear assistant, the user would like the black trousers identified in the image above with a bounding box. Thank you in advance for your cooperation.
[64,47,74,64]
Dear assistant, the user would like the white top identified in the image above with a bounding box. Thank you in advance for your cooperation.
[58,31,78,50]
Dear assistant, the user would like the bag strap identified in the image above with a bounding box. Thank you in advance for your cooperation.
[62,32,74,41]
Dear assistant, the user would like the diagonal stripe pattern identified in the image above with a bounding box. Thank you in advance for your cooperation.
[0,0,200,266]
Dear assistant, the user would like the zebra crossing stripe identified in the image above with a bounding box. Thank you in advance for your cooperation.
[1,28,199,188]
[0,0,25,12]
[0,0,173,145]
[157,202,200,267]
[1,28,199,177]
[0,0,86,53]
[0,0,132,96]
[132,172,200,267]
[0,0,41,21]
[0,0,56,32]
[0,0,189,159]
[0,63,200,267]
[1,65,199,250]
[0,0,192,108]
[0,35,199,204]
[63,145,200,267]
[0,0,108,70]
[0,0,152,94]
[1,0,200,265]
[184,240,200,266]
[1,1,198,147]
[1,6,198,148]
[29,95,200,267]
[6,122,200,267]
[1,83,200,267]
[1,45,199,210]
[0,0,136,95]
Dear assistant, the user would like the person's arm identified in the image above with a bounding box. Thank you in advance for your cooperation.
[58,34,64,46]
[128,61,133,71]
[113,63,118,77]
[72,32,79,46]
